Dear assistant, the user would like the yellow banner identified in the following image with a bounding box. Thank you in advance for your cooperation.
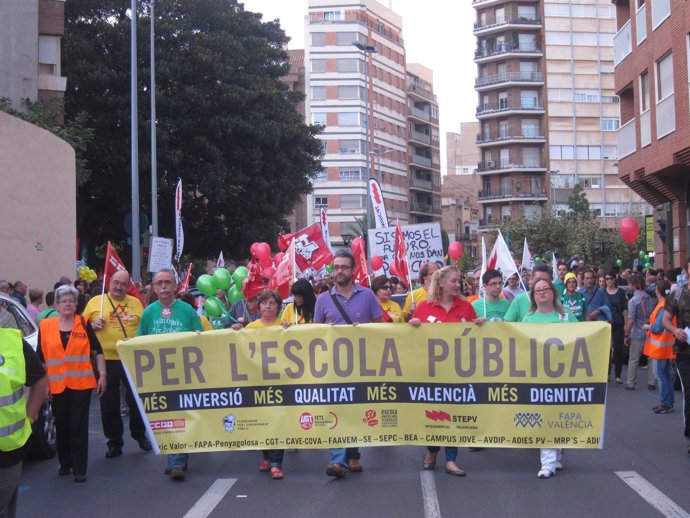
[117,322,610,454]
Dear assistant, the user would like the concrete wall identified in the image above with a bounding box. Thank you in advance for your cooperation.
[0,0,39,109]
[0,112,76,294]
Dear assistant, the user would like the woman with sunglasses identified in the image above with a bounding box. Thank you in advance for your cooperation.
[371,275,404,323]
[523,278,577,479]
[605,270,628,384]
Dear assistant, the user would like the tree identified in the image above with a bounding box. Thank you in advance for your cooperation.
[565,184,592,220]
[62,0,323,264]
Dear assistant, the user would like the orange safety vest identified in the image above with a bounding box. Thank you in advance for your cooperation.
[643,302,676,360]
[39,316,96,394]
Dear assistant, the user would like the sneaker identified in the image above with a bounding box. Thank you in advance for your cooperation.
[537,468,554,479]
[105,446,123,458]
[170,467,185,481]
[625,386,635,391]
[654,404,674,414]
[555,460,563,471]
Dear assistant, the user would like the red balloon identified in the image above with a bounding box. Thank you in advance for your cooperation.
[255,242,271,260]
[273,252,285,267]
[260,256,273,270]
[250,242,260,257]
[448,241,463,260]
[371,255,384,270]
[619,217,640,244]
[262,266,276,279]
[277,234,289,252]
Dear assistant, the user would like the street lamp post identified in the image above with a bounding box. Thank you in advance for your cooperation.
[353,41,378,254]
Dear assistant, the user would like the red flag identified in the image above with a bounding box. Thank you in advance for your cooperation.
[269,238,295,299]
[278,223,333,274]
[104,242,145,305]
[178,263,193,294]
[351,238,370,287]
[389,221,410,289]
[242,259,265,300]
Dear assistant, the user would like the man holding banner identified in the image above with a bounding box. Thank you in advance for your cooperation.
[136,269,202,481]
[314,250,383,478]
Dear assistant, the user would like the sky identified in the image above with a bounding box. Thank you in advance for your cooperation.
[241,0,478,171]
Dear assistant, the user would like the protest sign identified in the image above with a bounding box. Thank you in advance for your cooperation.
[368,222,443,280]
[119,322,610,454]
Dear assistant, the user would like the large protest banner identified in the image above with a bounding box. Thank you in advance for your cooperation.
[368,222,443,279]
[118,322,610,455]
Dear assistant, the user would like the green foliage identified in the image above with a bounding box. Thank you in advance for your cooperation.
[0,97,94,186]
[564,184,592,220]
[498,215,642,269]
[457,248,474,272]
[62,0,323,264]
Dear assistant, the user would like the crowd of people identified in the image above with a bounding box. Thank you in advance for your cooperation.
[2,251,690,513]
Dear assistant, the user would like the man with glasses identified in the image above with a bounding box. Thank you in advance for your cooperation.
[83,270,149,459]
[314,250,383,478]
[472,269,510,321]
[137,269,202,481]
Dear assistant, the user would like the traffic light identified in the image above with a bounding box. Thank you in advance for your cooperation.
[656,217,667,244]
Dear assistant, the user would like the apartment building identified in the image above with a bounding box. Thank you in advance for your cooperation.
[613,0,690,267]
[407,63,442,225]
[473,0,648,230]
[447,122,481,175]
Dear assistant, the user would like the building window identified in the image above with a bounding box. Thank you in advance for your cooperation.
[339,169,361,181]
[601,118,620,131]
[311,32,325,46]
[337,59,360,73]
[340,194,365,209]
[311,59,326,73]
[651,0,670,30]
[336,32,361,46]
[313,170,327,182]
[338,139,361,154]
[311,86,326,100]
[337,85,360,99]
[337,112,360,126]
[655,52,675,137]
[38,36,60,75]
[314,196,328,208]
[323,10,344,21]
[311,112,327,125]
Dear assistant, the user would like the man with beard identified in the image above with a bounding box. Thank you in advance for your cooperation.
[314,250,383,478]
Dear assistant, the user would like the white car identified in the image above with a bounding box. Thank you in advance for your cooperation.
[0,293,56,459]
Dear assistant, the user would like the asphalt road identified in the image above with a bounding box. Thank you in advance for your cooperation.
[17,365,690,518]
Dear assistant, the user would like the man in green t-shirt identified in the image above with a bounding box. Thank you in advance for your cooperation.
[472,269,511,321]
[137,269,202,482]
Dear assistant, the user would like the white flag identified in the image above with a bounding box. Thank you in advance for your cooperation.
[521,238,535,273]
[487,231,518,283]
[319,207,332,252]
[216,251,225,269]
[552,253,558,281]
[174,178,184,262]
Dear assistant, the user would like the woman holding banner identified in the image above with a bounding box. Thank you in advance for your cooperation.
[522,278,577,479]
[371,276,404,323]
[244,290,286,479]
[281,279,316,326]
[409,266,478,476]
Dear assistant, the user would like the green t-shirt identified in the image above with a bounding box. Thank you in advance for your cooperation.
[503,292,531,322]
[521,308,577,323]
[554,280,565,296]
[561,292,587,322]
[35,307,58,324]
[472,298,511,321]
[137,300,203,336]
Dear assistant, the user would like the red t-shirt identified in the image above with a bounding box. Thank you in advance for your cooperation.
[413,297,477,323]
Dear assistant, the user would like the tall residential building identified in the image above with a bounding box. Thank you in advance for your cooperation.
[473,0,648,230]
[613,0,690,268]
[305,0,420,246]
[407,63,442,224]
[0,0,67,109]
[447,122,481,175]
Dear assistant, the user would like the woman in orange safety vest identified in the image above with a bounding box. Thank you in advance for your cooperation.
[38,284,106,483]
[643,279,676,414]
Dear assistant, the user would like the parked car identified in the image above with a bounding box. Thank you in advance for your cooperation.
[0,293,57,459]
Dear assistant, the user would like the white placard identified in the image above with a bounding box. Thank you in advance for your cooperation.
[148,236,174,273]
[367,222,443,280]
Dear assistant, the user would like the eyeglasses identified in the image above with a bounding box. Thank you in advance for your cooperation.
[154,280,174,286]
[58,299,76,305]
[332,265,352,271]
[534,288,552,295]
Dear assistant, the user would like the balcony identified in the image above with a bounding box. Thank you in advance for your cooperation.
[472,0,538,8]
[408,106,430,121]
[475,42,542,63]
[407,81,436,102]
[617,118,636,159]
[477,160,546,175]
[475,71,543,90]
[473,16,541,36]
[613,19,632,67]
[410,154,432,167]
[636,3,647,44]
[476,131,545,147]
[410,176,433,191]
[478,188,547,203]
[409,130,431,145]
[308,13,404,46]
[476,101,544,119]
[411,201,433,214]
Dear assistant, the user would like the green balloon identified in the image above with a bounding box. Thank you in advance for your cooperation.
[228,285,244,304]
[232,266,249,286]
[615,259,623,267]
[197,274,216,297]
[204,296,223,318]
[534,256,541,263]
[644,262,651,268]
[326,264,333,274]
[213,268,232,291]
[639,251,645,259]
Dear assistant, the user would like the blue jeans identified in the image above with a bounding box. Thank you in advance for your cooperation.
[655,359,675,406]
[329,447,360,467]
[263,450,284,468]
[167,453,188,470]
[427,446,457,462]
